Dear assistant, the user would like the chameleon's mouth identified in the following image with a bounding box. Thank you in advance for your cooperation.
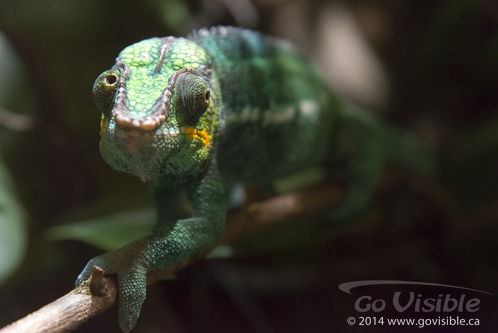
[101,125,212,182]
[112,126,211,156]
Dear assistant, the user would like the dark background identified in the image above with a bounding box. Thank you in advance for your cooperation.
[0,0,497,332]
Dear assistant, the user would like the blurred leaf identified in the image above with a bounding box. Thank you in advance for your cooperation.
[0,33,35,118]
[46,208,155,251]
[0,28,30,286]
[0,158,27,284]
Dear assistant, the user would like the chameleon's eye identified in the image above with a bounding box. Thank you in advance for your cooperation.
[92,68,120,114]
[175,72,210,125]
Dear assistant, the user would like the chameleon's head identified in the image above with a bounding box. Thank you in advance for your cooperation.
[93,37,219,181]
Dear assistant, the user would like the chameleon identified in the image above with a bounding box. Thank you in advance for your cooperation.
[76,26,431,331]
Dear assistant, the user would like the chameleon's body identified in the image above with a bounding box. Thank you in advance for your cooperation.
[78,26,430,331]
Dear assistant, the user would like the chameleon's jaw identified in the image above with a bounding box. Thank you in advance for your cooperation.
[100,126,177,181]
[113,127,157,155]
[100,121,212,181]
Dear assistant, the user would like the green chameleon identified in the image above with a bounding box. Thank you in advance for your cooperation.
[76,26,431,331]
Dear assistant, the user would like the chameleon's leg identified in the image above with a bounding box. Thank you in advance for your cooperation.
[76,161,226,332]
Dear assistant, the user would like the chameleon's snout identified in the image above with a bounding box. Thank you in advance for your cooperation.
[114,113,166,131]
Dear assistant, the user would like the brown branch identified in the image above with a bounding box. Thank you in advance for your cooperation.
[0,266,117,333]
[0,181,344,333]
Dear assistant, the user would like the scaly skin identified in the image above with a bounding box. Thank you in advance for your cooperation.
[77,26,431,331]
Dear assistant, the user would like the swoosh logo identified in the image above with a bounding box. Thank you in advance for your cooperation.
[338,280,493,296]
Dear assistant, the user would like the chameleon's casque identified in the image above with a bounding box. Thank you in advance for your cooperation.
[79,26,431,332]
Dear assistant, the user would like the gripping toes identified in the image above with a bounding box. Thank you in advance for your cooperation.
[76,256,106,286]
[117,266,147,332]
[75,253,119,286]
[75,249,149,332]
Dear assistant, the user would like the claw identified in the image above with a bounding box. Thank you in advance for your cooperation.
[75,268,89,287]
[75,276,83,287]
[119,315,137,333]
[75,260,97,286]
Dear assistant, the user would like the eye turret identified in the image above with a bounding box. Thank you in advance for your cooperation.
[93,68,121,114]
[175,72,210,125]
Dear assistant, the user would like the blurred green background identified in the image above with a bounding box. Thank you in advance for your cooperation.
[0,0,497,332]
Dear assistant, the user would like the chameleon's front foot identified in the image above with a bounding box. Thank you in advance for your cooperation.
[76,248,147,332]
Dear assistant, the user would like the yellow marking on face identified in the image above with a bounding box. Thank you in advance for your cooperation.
[100,117,109,135]
[181,127,211,146]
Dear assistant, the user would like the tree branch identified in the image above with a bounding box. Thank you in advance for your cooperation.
[0,181,344,333]
[0,266,117,333]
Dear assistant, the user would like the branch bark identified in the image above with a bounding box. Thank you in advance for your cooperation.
[0,181,344,333]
